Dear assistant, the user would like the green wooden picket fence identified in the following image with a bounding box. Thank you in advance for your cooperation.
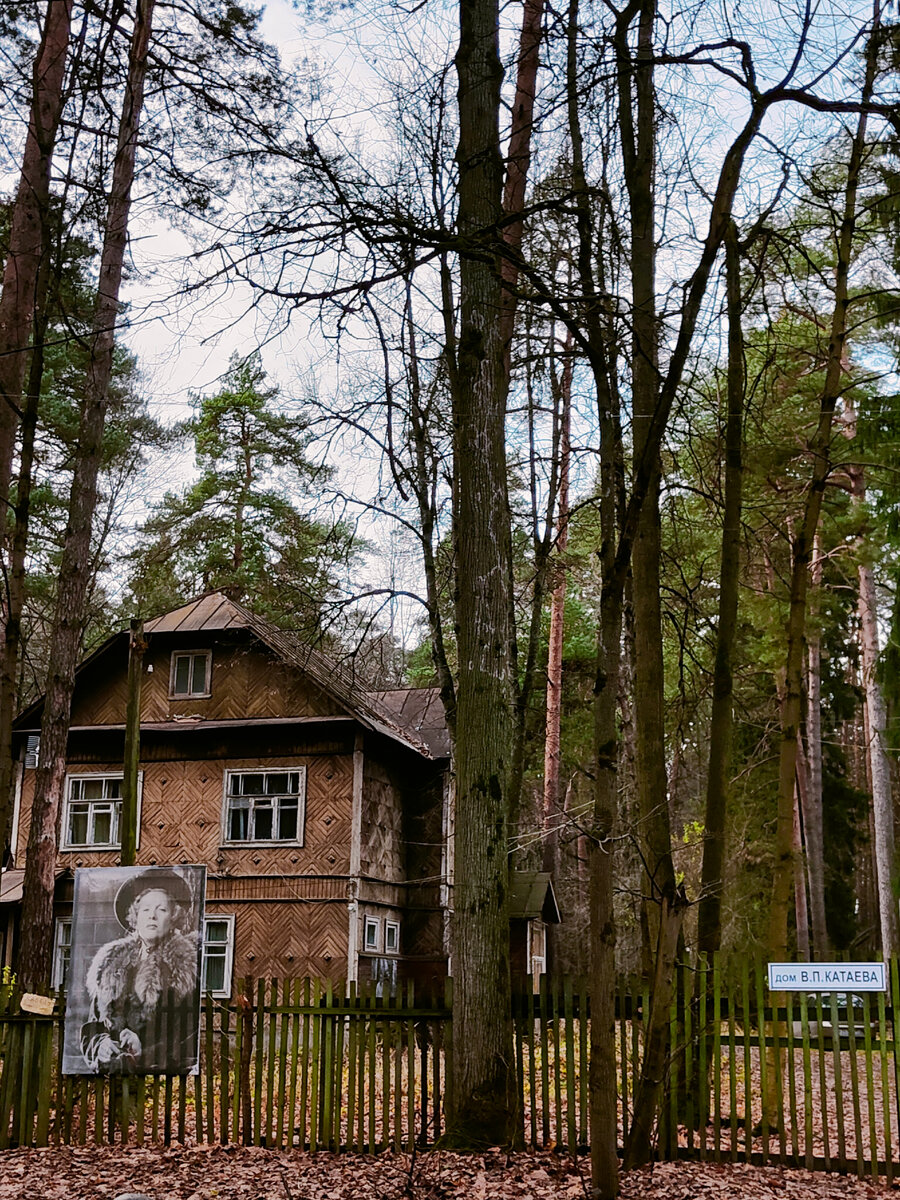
[2,957,900,1178]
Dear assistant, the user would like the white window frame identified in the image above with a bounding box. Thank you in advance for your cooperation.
[222,767,306,846]
[384,919,400,955]
[527,919,547,977]
[51,918,72,992]
[169,649,213,699]
[61,772,143,852]
[202,914,235,997]
[363,915,380,952]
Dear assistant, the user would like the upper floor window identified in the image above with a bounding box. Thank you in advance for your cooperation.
[169,650,212,699]
[223,768,306,844]
[61,773,142,851]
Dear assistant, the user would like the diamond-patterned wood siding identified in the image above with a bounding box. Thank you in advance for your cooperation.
[360,759,403,881]
[16,751,353,877]
[68,637,348,727]
[207,898,349,982]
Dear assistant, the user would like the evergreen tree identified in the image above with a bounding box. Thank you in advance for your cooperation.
[129,353,354,633]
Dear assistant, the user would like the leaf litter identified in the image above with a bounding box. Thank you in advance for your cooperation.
[0,1145,894,1199]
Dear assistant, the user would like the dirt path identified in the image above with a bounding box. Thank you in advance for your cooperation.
[0,1146,894,1199]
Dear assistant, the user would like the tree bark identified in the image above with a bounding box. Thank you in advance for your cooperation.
[803,535,829,957]
[696,221,744,959]
[767,0,879,969]
[793,781,811,960]
[0,0,73,513]
[18,0,157,991]
[765,1,879,1122]
[542,340,572,873]
[446,0,516,1145]
[854,476,899,956]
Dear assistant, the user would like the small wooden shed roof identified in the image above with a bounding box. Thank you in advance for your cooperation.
[508,871,561,924]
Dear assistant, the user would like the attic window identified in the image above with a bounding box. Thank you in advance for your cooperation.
[170,650,212,699]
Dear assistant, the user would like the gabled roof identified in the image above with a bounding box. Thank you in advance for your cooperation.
[508,871,561,924]
[16,593,450,761]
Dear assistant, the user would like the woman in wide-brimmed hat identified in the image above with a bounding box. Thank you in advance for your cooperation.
[81,867,201,1073]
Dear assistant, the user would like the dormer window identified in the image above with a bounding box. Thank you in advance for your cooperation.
[170,650,212,699]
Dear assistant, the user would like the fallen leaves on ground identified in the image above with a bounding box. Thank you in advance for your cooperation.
[0,1145,894,1199]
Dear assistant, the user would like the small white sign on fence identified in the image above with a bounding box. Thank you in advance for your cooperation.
[767,961,887,992]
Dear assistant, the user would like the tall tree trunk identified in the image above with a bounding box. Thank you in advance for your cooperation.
[542,339,572,873]
[618,0,679,973]
[767,0,879,968]
[18,0,157,991]
[502,0,547,828]
[0,0,73,513]
[0,265,51,864]
[793,782,811,960]
[696,221,745,959]
[804,535,829,956]
[852,462,899,956]
[446,0,516,1145]
[765,2,879,1120]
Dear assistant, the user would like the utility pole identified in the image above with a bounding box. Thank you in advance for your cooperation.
[120,619,146,867]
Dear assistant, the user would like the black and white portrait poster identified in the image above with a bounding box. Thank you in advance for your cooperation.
[62,865,206,1076]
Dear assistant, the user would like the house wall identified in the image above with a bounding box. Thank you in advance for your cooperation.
[68,637,347,727]
[16,751,353,878]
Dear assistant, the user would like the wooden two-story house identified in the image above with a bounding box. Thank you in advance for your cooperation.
[2,593,452,996]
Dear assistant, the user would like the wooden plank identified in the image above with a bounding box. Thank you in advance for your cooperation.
[877,984,891,1185]
[393,986,403,1151]
[324,984,338,1152]
[135,1075,146,1148]
[35,1021,53,1147]
[617,975,627,1146]
[367,980,377,1153]
[799,990,813,1171]
[163,1073,173,1146]
[551,977,562,1149]
[889,958,900,1181]
[741,959,752,1162]
[204,994,215,1144]
[219,1000,230,1145]
[177,1073,187,1144]
[579,978,589,1148]
[299,978,312,1150]
[861,989,877,1181]
[814,990,830,1171]
[309,979,321,1152]
[845,986,863,1175]
[443,976,453,1147]
[752,958,768,1162]
[253,978,265,1146]
[785,988,799,1162]
[727,960,737,1162]
[265,979,278,1147]
[712,954,722,1163]
[346,981,358,1151]
[526,986,537,1148]
[382,989,392,1151]
[512,989,525,1151]
[334,988,346,1150]
[683,961,694,1157]
[698,955,708,1162]
[407,980,416,1152]
[539,975,550,1146]
[827,988,846,1171]
[564,978,576,1154]
[287,979,302,1149]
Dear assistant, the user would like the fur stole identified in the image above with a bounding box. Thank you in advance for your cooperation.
[86,931,198,1024]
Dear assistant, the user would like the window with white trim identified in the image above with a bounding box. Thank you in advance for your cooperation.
[202,915,235,997]
[62,774,142,850]
[363,915,380,952]
[169,650,212,699]
[224,769,305,844]
[51,918,72,991]
[384,920,400,954]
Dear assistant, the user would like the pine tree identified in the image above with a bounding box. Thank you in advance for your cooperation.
[129,353,353,633]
